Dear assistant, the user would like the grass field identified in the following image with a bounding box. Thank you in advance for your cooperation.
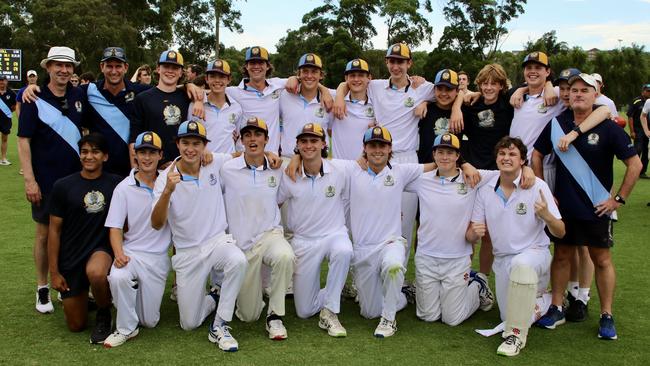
[1,115,649,365]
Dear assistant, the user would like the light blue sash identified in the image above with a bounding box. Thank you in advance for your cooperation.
[87,83,130,143]
[551,118,609,206]
[0,98,12,118]
[35,98,81,155]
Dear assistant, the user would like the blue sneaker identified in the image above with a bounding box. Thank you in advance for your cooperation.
[536,305,566,329]
[470,272,494,311]
[598,313,618,340]
[208,322,239,352]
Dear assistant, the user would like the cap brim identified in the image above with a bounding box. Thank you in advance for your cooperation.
[521,60,548,67]
[240,125,267,135]
[296,132,325,140]
[158,61,183,67]
[298,63,322,69]
[176,132,210,142]
[363,137,391,145]
[134,143,161,151]
[385,55,410,60]
[246,57,268,62]
[101,56,127,63]
[435,82,458,89]
[206,70,231,76]
[344,69,369,75]
[433,144,460,151]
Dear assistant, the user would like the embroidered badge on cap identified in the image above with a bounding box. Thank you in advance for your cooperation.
[392,45,400,53]
[353,60,360,66]
[252,47,260,55]
[143,134,152,142]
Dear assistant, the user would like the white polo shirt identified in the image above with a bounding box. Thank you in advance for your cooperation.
[595,94,619,117]
[226,77,287,153]
[220,155,283,252]
[152,154,231,249]
[188,95,243,154]
[471,174,561,256]
[279,89,334,157]
[510,86,565,161]
[405,169,498,259]
[345,161,423,247]
[277,159,348,239]
[105,169,172,254]
[367,79,435,153]
[331,93,376,159]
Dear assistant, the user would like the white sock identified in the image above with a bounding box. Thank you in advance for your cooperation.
[37,284,49,291]
[567,281,579,298]
[556,305,563,312]
[577,288,590,304]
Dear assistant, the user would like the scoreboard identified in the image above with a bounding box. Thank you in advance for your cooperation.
[0,49,22,82]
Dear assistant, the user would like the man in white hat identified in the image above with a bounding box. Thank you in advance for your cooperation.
[17,46,84,315]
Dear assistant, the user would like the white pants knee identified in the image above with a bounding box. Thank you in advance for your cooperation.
[391,151,418,268]
[353,237,407,321]
[173,233,247,330]
[415,254,480,326]
[235,229,295,322]
[108,250,170,334]
[292,230,353,318]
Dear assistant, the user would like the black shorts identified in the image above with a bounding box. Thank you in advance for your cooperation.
[0,118,11,135]
[59,246,113,299]
[31,194,50,224]
[554,218,614,248]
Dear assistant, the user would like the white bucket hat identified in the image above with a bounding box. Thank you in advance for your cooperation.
[40,46,80,69]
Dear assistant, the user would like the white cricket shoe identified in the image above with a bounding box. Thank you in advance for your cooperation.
[266,315,288,340]
[374,317,397,338]
[36,288,54,314]
[208,322,238,352]
[0,159,11,165]
[497,334,525,357]
[103,328,139,348]
[319,308,347,337]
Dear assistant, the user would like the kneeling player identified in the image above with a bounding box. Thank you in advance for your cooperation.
[48,133,122,343]
[151,121,247,352]
[468,137,565,356]
[104,132,171,348]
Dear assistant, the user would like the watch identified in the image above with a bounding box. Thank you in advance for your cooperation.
[572,126,583,136]
[614,194,626,205]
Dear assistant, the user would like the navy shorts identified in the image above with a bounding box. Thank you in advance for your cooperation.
[59,246,113,299]
[553,218,614,248]
[0,118,11,135]
[31,194,50,224]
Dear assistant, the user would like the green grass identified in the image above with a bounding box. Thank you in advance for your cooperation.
[1,114,649,365]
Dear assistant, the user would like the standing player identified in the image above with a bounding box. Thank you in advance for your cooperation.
[48,133,122,343]
[278,123,353,337]
[533,73,642,340]
[628,84,650,178]
[0,74,16,165]
[458,71,470,93]
[17,46,84,314]
[103,131,171,348]
[220,117,294,340]
[151,120,247,352]
[468,136,565,356]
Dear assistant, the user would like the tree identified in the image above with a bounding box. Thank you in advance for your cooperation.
[214,0,244,57]
[523,30,568,55]
[173,0,215,64]
[380,0,433,48]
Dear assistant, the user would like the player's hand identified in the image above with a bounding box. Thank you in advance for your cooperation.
[470,222,487,238]
[510,88,525,109]
[232,130,240,144]
[450,106,464,134]
[24,179,42,205]
[356,155,368,170]
[22,84,41,103]
[557,131,578,152]
[461,163,480,188]
[114,252,130,268]
[543,83,558,106]
[285,76,299,94]
[50,272,70,293]
[265,151,282,169]
[594,197,620,217]
[185,83,205,102]
[534,189,553,220]
[284,154,302,182]
[464,91,481,105]
[409,75,425,89]
[165,160,181,193]
[201,151,213,166]
[333,95,347,119]
[320,88,334,112]
[520,166,536,189]
[414,102,428,119]
[191,101,206,120]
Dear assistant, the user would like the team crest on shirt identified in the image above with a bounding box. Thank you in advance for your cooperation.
[315,107,325,118]
[163,104,181,125]
[457,183,467,195]
[365,107,375,118]
[267,176,277,187]
[404,97,415,108]
[83,191,106,213]
[325,185,336,197]
[209,173,218,186]
[537,104,548,114]
[229,113,236,124]
[75,101,83,113]
[587,133,600,145]
[271,89,281,99]
[434,117,450,136]
[515,202,527,215]
[477,109,495,128]
[124,91,135,102]
[4,94,10,100]
[384,175,395,186]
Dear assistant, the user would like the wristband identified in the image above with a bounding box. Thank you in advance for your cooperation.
[572,126,583,136]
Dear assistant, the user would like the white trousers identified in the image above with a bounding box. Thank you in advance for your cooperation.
[173,233,247,330]
[391,151,418,268]
[415,254,480,326]
[235,229,295,322]
[108,249,170,335]
[353,237,408,321]
[493,247,551,322]
[292,230,353,318]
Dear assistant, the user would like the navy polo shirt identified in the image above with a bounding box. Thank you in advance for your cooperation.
[0,88,16,123]
[18,84,85,195]
[534,108,637,221]
[82,79,151,176]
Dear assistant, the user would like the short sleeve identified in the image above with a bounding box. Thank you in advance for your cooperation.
[642,99,650,114]
[400,163,424,186]
[471,188,486,223]
[48,179,67,218]
[105,183,128,228]
[609,124,637,161]
[277,174,291,205]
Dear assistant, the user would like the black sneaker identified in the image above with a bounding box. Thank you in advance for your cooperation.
[566,299,588,322]
[90,308,113,344]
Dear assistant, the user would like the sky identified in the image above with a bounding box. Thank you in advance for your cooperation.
[218,0,650,53]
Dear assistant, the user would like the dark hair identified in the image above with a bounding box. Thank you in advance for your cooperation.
[188,64,203,75]
[78,132,109,153]
[80,72,95,83]
[458,71,469,79]
[192,74,206,88]
[294,136,328,158]
[241,61,274,78]
[493,136,528,165]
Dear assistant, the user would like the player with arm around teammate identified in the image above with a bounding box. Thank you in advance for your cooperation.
[103,131,171,348]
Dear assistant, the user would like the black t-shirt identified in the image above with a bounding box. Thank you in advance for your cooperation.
[129,87,190,165]
[418,102,452,163]
[626,95,646,133]
[82,79,151,176]
[49,172,121,271]
[0,89,16,123]
[461,94,514,170]
[534,108,637,221]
